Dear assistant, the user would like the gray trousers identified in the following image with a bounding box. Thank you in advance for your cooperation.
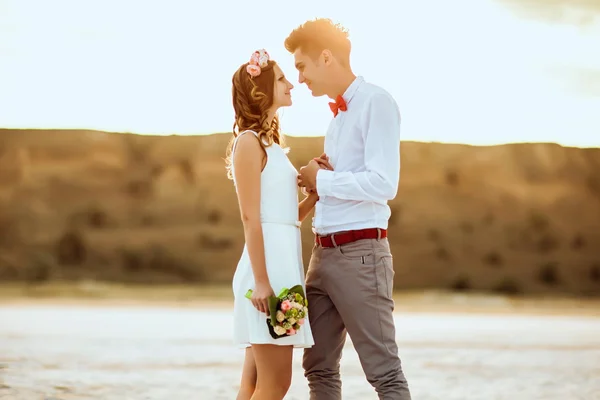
[302,237,411,400]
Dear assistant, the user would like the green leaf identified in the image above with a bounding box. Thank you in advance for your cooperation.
[267,296,280,326]
[287,284,306,299]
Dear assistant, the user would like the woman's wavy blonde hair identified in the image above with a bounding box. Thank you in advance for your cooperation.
[225,58,285,179]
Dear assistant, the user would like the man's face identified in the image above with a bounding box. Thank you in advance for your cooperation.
[293,49,327,97]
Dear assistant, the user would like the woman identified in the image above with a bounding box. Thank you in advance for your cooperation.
[226,49,317,400]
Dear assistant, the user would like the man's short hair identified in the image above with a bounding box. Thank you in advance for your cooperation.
[284,18,351,65]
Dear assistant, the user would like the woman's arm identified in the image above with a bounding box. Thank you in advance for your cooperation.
[298,154,331,222]
[299,191,319,222]
[232,133,273,314]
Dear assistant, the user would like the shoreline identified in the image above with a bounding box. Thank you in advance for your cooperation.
[1,282,599,317]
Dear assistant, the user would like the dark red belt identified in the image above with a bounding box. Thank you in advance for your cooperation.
[315,228,387,248]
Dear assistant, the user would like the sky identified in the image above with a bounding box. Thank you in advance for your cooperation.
[0,0,599,147]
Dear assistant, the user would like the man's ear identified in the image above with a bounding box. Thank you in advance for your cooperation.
[322,49,334,66]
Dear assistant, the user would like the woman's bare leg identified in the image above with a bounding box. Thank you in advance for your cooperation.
[250,344,293,400]
[237,347,257,400]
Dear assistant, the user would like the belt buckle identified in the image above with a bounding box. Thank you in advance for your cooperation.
[317,233,336,247]
[329,233,337,247]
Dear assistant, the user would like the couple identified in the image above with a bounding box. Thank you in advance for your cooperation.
[227,18,411,400]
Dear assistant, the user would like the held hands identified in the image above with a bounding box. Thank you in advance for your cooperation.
[251,281,275,315]
[301,186,318,197]
[298,153,334,195]
[314,153,333,171]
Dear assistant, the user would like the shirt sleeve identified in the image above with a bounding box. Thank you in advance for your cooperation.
[315,93,401,203]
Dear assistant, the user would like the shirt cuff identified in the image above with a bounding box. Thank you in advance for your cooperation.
[316,169,334,197]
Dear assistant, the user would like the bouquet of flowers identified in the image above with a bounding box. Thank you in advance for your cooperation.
[245,284,309,339]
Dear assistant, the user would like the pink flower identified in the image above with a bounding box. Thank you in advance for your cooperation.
[246,49,269,77]
[298,318,305,325]
[281,300,292,312]
[287,327,296,335]
[246,64,261,77]
[258,53,269,67]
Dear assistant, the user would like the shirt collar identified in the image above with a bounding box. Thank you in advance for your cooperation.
[341,76,364,105]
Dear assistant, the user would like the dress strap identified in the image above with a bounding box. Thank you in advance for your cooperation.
[231,130,259,157]
[231,130,262,183]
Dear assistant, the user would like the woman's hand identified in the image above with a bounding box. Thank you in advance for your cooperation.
[251,281,275,315]
[301,185,318,198]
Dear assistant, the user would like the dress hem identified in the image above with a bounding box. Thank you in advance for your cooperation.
[235,341,314,349]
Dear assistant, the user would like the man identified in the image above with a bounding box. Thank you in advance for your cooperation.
[285,18,412,400]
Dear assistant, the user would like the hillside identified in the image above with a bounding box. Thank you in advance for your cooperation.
[1,129,599,295]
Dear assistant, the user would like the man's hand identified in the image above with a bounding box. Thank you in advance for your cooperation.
[298,159,320,190]
[298,176,317,196]
[301,186,317,197]
[298,153,334,195]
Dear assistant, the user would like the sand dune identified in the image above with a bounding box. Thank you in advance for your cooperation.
[1,129,599,295]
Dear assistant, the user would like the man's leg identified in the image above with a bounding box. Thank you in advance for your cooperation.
[327,238,411,400]
[303,245,347,400]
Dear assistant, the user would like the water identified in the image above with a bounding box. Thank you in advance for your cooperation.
[1,304,599,399]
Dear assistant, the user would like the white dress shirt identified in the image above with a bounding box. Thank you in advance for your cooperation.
[313,76,401,235]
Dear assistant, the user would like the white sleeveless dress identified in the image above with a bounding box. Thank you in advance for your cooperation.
[231,130,315,349]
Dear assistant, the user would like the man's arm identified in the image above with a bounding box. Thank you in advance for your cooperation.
[316,93,401,203]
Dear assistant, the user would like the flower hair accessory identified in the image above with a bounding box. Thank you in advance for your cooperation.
[246,49,270,78]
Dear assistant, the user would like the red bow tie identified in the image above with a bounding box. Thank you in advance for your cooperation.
[329,95,347,117]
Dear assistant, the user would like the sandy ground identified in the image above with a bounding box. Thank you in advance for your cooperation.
[1,287,599,400]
